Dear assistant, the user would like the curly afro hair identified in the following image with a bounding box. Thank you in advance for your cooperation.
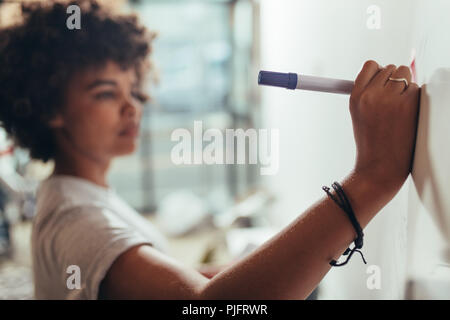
[0,0,154,163]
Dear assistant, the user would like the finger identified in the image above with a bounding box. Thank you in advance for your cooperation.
[367,64,397,89]
[353,60,382,94]
[385,65,412,94]
[403,82,420,102]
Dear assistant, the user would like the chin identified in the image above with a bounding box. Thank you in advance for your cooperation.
[116,141,139,156]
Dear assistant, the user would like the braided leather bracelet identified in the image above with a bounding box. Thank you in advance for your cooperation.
[322,182,367,267]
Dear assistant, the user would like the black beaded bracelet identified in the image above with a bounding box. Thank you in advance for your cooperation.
[322,182,367,267]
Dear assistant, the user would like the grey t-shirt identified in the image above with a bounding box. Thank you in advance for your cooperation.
[31,175,168,300]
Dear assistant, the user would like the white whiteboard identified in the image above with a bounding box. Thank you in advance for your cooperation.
[409,0,450,259]
[406,0,450,299]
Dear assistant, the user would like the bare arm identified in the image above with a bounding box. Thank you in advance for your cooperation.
[99,60,420,299]
[197,264,230,279]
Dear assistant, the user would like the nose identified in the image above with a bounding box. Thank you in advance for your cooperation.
[122,98,141,119]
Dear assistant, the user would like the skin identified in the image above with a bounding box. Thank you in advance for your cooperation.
[48,60,143,186]
[48,59,420,299]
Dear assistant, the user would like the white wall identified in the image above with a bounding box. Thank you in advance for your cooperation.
[405,0,450,299]
[259,0,416,299]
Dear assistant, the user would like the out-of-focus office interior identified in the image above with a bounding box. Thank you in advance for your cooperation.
[1,0,450,300]
[0,0,277,299]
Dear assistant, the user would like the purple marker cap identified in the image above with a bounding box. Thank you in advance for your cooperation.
[258,71,298,90]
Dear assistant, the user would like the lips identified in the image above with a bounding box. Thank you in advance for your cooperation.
[119,123,139,137]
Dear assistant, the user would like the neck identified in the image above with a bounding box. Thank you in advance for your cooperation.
[51,141,112,189]
[52,154,111,188]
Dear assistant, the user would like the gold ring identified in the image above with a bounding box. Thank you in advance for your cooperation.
[388,77,409,90]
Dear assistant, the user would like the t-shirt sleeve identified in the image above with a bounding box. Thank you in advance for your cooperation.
[51,205,154,300]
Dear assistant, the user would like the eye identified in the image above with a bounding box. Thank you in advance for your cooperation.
[131,91,149,103]
[94,91,117,100]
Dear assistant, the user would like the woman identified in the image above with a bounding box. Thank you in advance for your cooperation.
[0,0,420,299]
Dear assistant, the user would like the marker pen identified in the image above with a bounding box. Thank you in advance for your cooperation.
[258,70,354,95]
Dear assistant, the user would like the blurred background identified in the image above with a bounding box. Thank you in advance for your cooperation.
[0,0,448,299]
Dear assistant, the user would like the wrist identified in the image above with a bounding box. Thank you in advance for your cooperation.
[340,168,402,228]
[352,163,406,197]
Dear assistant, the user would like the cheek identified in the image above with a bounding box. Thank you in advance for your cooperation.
[70,108,121,148]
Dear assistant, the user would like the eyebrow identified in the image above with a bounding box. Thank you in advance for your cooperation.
[85,79,140,91]
[85,79,118,91]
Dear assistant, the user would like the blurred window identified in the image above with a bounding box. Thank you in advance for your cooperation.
[109,0,260,214]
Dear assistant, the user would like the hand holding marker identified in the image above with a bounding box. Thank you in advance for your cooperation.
[258,70,355,95]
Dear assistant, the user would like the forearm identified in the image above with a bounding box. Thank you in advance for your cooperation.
[200,169,401,299]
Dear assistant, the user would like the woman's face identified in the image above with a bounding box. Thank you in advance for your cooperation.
[50,60,144,162]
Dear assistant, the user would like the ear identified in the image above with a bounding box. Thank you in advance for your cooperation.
[47,114,65,129]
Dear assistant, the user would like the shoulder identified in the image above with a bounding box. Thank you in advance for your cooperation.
[33,175,122,236]
[33,204,155,299]
[38,204,149,251]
